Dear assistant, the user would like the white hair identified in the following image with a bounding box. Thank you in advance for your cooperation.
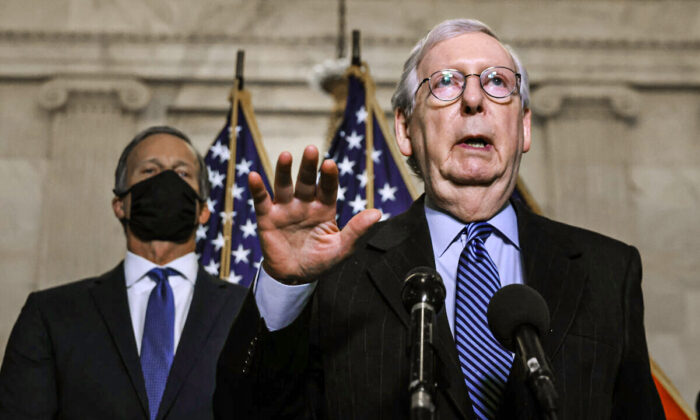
[390,18,530,120]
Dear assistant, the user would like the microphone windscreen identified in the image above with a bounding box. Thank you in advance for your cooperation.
[401,266,446,313]
[487,284,550,351]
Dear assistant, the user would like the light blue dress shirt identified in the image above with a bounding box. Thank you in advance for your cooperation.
[255,201,523,334]
[425,201,523,334]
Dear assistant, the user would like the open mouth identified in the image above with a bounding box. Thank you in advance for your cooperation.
[458,136,491,149]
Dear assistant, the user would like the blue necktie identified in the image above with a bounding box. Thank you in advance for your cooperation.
[140,267,178,420]
[454,222,514,419]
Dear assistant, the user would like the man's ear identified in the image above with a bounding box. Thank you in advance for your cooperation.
[198,201,211,225]
[394,109,413,157]
[522,108,532,153]
[112,196,126,220]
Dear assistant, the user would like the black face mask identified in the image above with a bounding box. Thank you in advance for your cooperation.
[118,170,202,242]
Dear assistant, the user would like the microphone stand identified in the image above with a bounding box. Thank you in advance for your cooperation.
[401,267,446,420]
[515,326,559,420]
[408,301,438,420]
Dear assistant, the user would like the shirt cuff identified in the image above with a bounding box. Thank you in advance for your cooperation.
[254,265,317,331]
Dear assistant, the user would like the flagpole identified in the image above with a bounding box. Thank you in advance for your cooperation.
[238,95,273,182]
[219,50,244,280]
[515,177,543,215]
[351,30,374,209]
[369,96,419,200]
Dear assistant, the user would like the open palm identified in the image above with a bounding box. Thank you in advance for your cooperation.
[249,146,380,284]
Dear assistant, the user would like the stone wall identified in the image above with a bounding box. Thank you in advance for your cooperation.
[1,0,698,407]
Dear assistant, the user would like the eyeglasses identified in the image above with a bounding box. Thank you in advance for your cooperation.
[415,66,521,102]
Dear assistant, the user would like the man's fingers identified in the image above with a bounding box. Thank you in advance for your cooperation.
[339,209,382,252]
[274,152,294,203]
[294,146,319,202]
[249,171,272,216]
[317,159,338,206]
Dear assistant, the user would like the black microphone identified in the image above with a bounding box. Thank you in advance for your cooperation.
[487,284,559,420]
[401,267,446,420]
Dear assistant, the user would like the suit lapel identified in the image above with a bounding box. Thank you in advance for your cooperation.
[497,203,587,419]
[365,200,433,329]
[515,202,587,358]
[89,263,150,416]
[366,197,474,420]
[157,267,231,419]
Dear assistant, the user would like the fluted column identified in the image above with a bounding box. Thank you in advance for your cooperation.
[36,77,151,288]
[530,84,641,245]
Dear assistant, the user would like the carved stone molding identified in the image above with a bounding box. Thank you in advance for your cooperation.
[37,77,151,112]
[511,37,700,51]
[2,29,699,50]
[531,85,640,121]
[0,30,340,47]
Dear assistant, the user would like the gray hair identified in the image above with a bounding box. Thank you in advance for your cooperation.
[390,18,531,177]
[113,125,210,200]
[391,18,530,119]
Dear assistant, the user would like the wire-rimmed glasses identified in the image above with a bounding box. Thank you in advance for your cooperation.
[415,66,521,102]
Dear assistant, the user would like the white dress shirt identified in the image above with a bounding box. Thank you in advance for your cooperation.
[255,201,523,333]
[124,251,198,355]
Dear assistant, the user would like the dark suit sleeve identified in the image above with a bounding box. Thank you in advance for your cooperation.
[214,289,320,419]
[611,246,664,418]
[0,293,58,419]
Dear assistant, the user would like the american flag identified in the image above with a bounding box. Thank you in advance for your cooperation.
[327,68,416,227]
[196,94,272,287]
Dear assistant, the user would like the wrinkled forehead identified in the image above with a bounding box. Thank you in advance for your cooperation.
[418,32,515,76]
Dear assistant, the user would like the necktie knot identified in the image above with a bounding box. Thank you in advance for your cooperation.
[464,221,494,245]
[146,267,180,284]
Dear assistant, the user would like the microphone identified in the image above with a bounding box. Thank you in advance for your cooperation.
[401,267,446,420]
[487,284,559,420]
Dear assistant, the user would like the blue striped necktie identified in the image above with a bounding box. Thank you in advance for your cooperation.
[454,222,514,419]
[140,267,179,420]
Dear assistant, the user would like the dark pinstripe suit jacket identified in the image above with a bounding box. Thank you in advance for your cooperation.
[214,196,664,419]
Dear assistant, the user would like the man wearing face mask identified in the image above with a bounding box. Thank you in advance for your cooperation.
[0,126,247,419]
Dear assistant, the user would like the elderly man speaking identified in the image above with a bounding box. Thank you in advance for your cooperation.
[214,19,663,420]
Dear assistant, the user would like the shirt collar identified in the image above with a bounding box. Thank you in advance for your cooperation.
[424,198,520,257]
[124,251,199,287]
[489,202,520,249]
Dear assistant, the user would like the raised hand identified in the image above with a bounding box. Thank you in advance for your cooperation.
[249,145,381,284]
